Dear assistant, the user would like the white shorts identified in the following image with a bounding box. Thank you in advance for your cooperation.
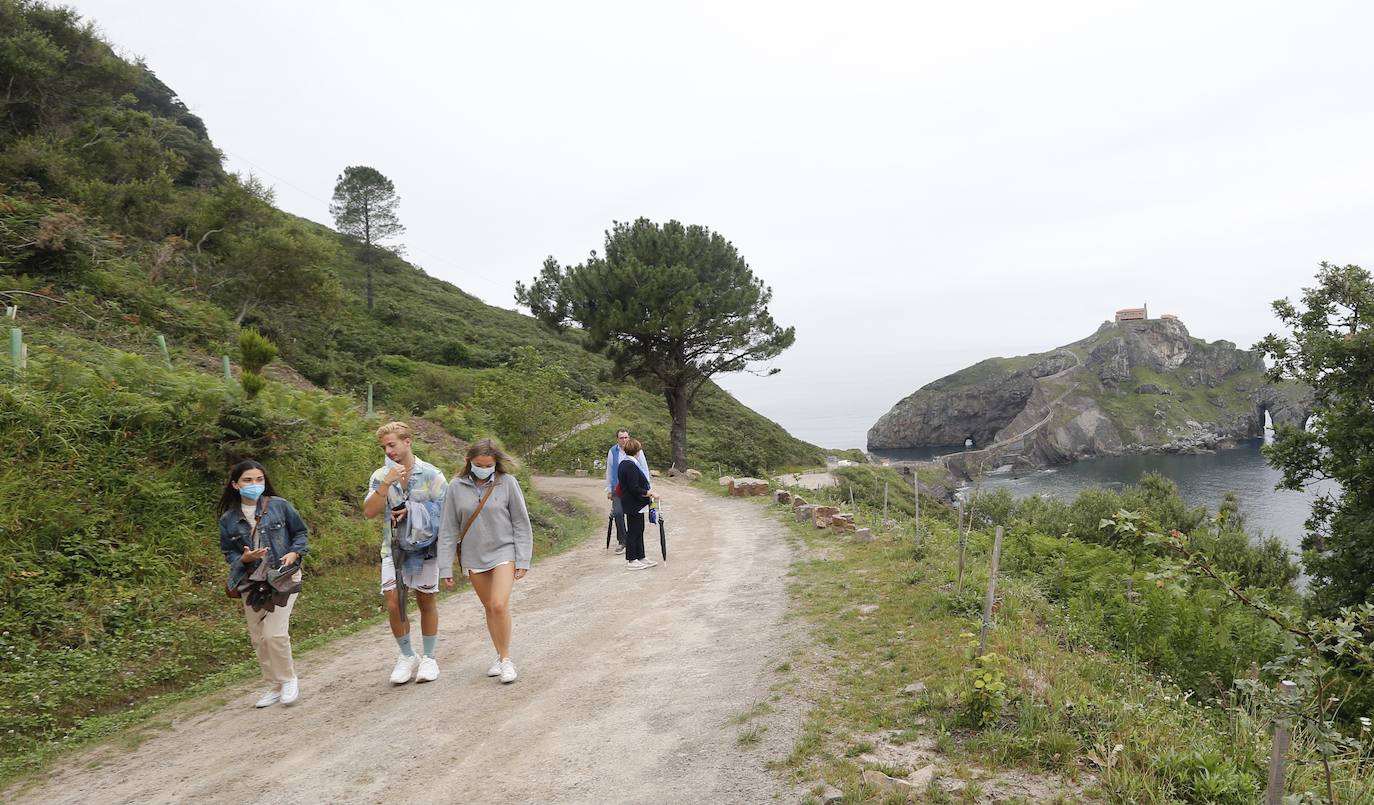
[468,560,513,577]
[380,553,440,595]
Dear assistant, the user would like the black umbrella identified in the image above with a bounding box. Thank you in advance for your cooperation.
[658,514,668,562]
[605,514,614,550]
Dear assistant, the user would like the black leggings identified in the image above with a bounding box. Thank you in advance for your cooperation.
[624,512,646,562]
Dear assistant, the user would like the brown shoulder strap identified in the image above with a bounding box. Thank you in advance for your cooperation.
[457,480,497,542]
[248,495,270,549]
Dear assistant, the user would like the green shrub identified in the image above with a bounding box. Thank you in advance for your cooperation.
[962,652,1014,728]
[238,327,277,374]
[1152,749,1260,805]
[438,339,470,366]
[465,346,595,454]
[831,465,920,517]
[998,513,1287,699]
[239,369,266,399]
[375,355,474,415]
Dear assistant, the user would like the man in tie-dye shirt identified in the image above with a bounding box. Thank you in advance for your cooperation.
[363,421,448,685]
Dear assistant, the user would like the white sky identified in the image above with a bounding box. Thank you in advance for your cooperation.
[70,1,1374,448]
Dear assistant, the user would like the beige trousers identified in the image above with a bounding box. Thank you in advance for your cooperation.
[243,587,298,685]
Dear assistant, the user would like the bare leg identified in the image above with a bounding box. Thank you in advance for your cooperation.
[383,587,410,637]
[468,564,516,659]
[416,590,438,637]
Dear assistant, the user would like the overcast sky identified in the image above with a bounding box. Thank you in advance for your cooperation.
[70,1,1374,448]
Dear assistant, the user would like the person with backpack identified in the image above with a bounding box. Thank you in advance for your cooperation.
[604,428,650,554]
[364,421,448,685]
[438,439,533,684]
[616,438,657,570]
[217,459,308,708]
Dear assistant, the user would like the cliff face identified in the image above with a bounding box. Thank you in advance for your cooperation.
[869,319,1313,475]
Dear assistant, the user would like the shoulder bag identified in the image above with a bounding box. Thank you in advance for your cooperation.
[226,496,269,599]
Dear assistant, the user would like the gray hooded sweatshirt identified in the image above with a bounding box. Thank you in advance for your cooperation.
[437,472,533,576]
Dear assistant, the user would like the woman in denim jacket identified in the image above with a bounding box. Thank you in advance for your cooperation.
[217,459,309,708]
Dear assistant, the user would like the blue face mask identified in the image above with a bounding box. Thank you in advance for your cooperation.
[239,482,266,501]
[470,465,495,480]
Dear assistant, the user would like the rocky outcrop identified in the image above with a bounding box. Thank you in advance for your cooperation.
[870,318,1314,476]
[1254,383,1313,431]
[866,368,1034,448]
[866,351,1080,448]
[727,478,770,496]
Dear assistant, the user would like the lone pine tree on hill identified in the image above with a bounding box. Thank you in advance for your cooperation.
[330,165,404,311]
[516,218,795,471]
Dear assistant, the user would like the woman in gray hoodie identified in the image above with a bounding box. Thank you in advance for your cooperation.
[438,439,533,683]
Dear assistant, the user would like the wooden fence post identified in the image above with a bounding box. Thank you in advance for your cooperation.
[1264,680,1299,805]
[956,500,967,595]
[978,526,1005,657]
[913,475,921,543]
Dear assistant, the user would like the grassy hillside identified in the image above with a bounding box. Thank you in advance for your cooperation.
[0,0,818,773]
[0,1,819,473]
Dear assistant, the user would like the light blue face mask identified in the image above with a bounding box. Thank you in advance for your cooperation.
[470,465,495,480]
[239,482,266,501]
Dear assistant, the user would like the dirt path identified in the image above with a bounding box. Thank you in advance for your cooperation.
[7,478,803,805]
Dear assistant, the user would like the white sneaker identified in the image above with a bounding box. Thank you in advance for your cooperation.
[416,655,439,683]
[390,653,419,684]
[486,658,503,677]
[640,558,658,568]
[254,687,281,708]
[499,658,517,684]
[626,560,648,570]
[280,677,299,706]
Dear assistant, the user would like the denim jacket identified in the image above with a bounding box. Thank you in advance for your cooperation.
[218,497,310,591]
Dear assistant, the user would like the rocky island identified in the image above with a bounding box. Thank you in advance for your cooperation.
[868,314,1312,478]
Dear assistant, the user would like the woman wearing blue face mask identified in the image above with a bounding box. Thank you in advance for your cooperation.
[438,439,533,684]
[217,459,309,708]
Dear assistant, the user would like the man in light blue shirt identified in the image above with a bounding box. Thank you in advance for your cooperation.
[605,428,650,554]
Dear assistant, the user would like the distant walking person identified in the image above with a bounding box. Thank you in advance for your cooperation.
[617,438,656,570]
[218,459,308,708]
[439,440,533,684]
[364,422,448,685]
[605,428,650,554]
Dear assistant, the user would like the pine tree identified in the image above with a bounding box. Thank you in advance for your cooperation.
[329,165,404,311]
[516,218,794,470]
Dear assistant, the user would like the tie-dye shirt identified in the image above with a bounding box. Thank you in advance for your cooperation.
[367,458,448,558]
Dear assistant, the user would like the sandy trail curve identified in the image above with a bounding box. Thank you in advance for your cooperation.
[8,477,802,805]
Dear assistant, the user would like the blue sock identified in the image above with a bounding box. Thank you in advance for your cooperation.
[396,633,415,657]
[422,634,437,658]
